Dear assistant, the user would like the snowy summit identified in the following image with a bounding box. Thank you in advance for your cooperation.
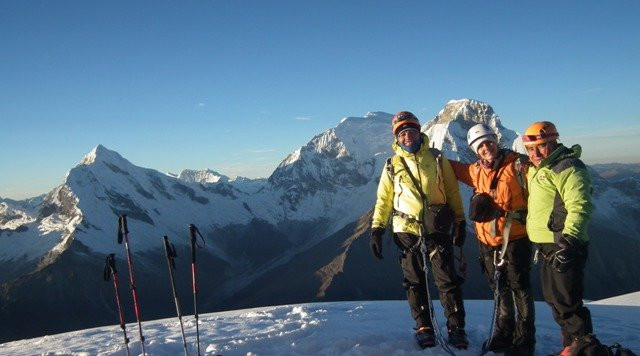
[0,297,638,355]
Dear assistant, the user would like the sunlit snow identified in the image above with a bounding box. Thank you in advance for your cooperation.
[1,297,638,355]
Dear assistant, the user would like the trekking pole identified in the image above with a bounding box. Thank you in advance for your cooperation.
[117,215,146,356]
[103,254,131,356]
[163,235,189,356]
[480,251,504,356]
[480,221,511,356]
[188,224,206,356]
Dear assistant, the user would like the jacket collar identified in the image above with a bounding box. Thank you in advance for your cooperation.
[539,143,582,168]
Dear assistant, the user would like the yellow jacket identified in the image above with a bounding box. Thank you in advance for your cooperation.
[372,133,465,235]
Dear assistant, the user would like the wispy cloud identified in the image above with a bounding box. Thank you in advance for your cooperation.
[198,102,206,107]
[248,148,277,154]
[294,116,312,121]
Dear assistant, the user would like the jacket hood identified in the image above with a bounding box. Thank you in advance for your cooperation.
[392,133,430,157]
[541,144,582,167]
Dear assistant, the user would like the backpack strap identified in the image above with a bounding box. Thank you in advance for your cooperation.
[399,156,427,202]
[513,153,529,199]
[489,153,507,196]
[389,148,444,187]
[428,147,443,184]
[384,157,394,179]
[474,152,507,238]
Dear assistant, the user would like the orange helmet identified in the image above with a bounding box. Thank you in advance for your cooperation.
[391,111,421,136]
[522,121,559,146]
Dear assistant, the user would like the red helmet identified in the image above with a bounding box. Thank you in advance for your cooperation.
[391,111,421,136]
[522,121,559,146]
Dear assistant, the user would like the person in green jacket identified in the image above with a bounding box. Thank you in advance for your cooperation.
[523,121,605,355]
[370,111,468,350]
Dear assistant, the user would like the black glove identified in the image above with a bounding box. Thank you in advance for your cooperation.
[552,235,584,273]
[370,227,385,260]
[452,220,466,247]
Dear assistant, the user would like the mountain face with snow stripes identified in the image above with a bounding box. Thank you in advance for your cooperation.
[0,99,639,343]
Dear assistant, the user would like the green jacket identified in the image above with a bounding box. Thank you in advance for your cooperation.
[526,144,594,243]
[372,133,465,235]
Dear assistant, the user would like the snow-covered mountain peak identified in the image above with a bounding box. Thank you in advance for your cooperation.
[275,114,379,171]
[267,112,391,217]
[423,99,523,161]
[178,169,230,184]
[364,111,393,120]
[339,111,392,124]
[0,202,36,230]
[80,144,129,167]
[333,112,392,160]
[272,112,392,181]
[428,99,499,128]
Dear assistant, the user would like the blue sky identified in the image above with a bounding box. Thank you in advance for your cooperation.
[2,0,639,200]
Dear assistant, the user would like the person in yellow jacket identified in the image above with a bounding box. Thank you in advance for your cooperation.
[449,123,535,355]
[370,111,468,349]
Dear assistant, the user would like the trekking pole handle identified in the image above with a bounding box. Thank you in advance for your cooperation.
[188,224,205,248]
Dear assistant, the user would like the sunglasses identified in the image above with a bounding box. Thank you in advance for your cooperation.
[397,128,420,136]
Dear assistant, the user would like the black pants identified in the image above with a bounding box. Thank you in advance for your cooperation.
[395,232,465,331]
[538,243,592,346]
[479,238,536,348]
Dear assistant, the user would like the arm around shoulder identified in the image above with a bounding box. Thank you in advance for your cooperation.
[449,159,474,187]
[441,158,466,221]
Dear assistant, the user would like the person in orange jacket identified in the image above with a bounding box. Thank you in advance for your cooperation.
[449,123,536,355]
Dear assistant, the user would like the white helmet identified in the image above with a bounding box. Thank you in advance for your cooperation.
[467,123,498,153]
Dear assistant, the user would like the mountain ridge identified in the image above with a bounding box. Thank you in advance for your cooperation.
[1,99,639,343]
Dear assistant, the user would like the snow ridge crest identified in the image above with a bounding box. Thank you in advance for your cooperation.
[178,169,230,184]
[81,144,129,166]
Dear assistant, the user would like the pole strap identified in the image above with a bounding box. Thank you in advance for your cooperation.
[163,236,177,269]
[104,254,116,281]
[117,215,129,244]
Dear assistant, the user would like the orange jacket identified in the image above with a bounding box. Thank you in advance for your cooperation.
[450,150,528,247]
